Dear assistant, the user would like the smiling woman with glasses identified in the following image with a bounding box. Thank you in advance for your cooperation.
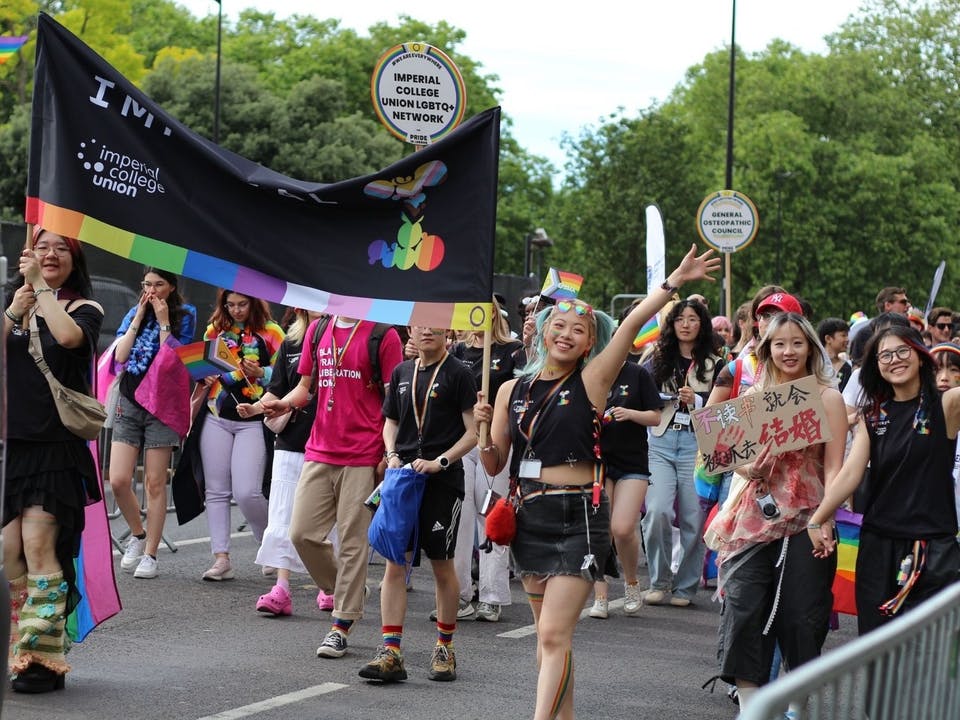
[808,324,960,638]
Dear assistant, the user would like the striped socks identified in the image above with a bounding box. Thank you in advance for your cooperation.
[436,620,456,647]
[382,625,403,653]
[332,618,354,635]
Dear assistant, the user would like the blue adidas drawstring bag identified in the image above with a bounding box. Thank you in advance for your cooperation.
[368,465,427,564]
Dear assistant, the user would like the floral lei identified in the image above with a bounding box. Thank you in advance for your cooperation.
[126,319,161,376]
[221,323,265,400]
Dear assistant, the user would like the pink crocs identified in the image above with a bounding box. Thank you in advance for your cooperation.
[256,584,292,616]
[316,589,334,612]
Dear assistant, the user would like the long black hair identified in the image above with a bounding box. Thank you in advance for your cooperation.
[651,299,715,386]
[859,325,937,425]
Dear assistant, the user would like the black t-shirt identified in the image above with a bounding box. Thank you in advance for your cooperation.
[451,339,526,405]
[837,361,853,393]
[600,362,661,476]
[266,337,318,453]
[865,394,958,538]
[508,371,598,476]
[8,303,104,441]
[383,354,476,465]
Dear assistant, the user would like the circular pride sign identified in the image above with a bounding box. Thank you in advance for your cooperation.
[371,42,466,146]
[696,190,760,253]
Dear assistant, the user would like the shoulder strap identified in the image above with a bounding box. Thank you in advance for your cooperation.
[366,323,393,397]
[307,315,331,395]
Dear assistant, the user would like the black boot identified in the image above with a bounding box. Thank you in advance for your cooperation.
[11,663,65,694]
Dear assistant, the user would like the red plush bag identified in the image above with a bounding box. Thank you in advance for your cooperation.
[485,488,517,546]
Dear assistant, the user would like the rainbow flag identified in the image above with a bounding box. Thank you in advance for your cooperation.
[540,268,583,300]
[632,314,660,349]
[174,337,240,381]
[831,507,862,616]
[0,35,28,65]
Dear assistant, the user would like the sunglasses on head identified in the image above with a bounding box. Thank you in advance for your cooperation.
[555,300,592,316]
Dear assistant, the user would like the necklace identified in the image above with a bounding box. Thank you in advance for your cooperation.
[326,320,361,411]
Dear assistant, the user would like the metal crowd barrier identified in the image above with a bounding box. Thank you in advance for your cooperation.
[741,582,960,720]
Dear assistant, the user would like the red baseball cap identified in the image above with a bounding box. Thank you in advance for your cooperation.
[757,292,803,316]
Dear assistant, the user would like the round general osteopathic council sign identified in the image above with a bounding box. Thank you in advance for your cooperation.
[371,42,466,146]
[696,190,760,253]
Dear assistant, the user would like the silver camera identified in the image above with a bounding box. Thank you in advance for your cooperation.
[580,553,600,582]
[755,492,780,520]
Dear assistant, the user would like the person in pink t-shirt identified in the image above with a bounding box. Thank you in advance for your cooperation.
[262,317,402,660]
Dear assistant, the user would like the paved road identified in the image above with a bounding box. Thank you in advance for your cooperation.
[4,506,857,720]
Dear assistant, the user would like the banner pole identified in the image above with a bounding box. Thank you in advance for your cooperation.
[21,222,34,331]
[724,253,732,318]
[478,323,492,447]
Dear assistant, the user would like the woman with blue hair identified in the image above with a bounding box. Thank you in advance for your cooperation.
[474,245,719,720]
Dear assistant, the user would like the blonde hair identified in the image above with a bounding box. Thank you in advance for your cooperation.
[284,309,312,344]
[755,312,833,388]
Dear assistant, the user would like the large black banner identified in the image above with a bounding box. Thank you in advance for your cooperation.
[27,14,499,329]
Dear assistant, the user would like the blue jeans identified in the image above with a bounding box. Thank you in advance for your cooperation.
[642,428,705,599]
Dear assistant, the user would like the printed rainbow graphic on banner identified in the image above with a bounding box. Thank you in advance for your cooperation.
[174,337,240,381]
[632,314,660,349]
[540,267,583,300]
[0,35,28,65]
[831,507,862,616]
[27,199,492,330]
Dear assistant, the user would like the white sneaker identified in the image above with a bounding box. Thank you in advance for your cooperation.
[120,536,146,572]
[133,554,159,579]
[623,583,642,615]
[588,598,608,619]
[474,602,501,622]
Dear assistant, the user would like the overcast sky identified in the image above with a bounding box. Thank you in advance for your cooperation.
[179,0,867,169]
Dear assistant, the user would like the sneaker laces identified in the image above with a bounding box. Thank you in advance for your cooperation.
[433,644,451,663]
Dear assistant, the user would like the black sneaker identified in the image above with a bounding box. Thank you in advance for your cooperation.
[316,630,348,659]
[358,646,407,682]
[428,643,457,681]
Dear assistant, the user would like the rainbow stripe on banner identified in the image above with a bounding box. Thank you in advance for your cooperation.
[632,314,660,349]
[832,507,862,616]
[28,199,490,330]
[174,337,240,381]
[540,268,583,300]
[0,35,28,65]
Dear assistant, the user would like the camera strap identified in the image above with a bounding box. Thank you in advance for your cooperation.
[582,495,593,558]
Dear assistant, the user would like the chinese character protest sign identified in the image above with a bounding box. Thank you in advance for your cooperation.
[691,375,832,475]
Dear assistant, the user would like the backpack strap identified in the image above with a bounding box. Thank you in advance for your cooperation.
[366,323,394,397]
[307,315,331,395]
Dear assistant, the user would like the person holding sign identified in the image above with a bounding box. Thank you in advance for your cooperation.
[807,325,960,636]
[705,313,846,713]
[473,245,719,720]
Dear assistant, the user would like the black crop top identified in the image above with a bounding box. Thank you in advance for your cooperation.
[508,371,599,477]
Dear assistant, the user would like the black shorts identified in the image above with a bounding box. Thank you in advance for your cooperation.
[718,530,835,685]
[511,479,611,578]
[416,469,464,561]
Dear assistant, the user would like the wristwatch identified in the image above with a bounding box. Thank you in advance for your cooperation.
[436,455,450,469]
[159,324,172,332]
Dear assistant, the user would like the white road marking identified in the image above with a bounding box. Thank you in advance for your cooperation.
[194,683,349,719]
[496,597,627,638]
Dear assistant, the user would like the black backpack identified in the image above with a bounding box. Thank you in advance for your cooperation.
[308,316,394,397]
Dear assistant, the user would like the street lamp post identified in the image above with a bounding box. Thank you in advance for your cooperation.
[774,170,794,286]
[213,0,223,144]
[523,228,553,279]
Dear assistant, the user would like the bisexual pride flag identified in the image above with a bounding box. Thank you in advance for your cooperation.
[174,337,240,381]
[0,35,28,65]
[540,268,583,301]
